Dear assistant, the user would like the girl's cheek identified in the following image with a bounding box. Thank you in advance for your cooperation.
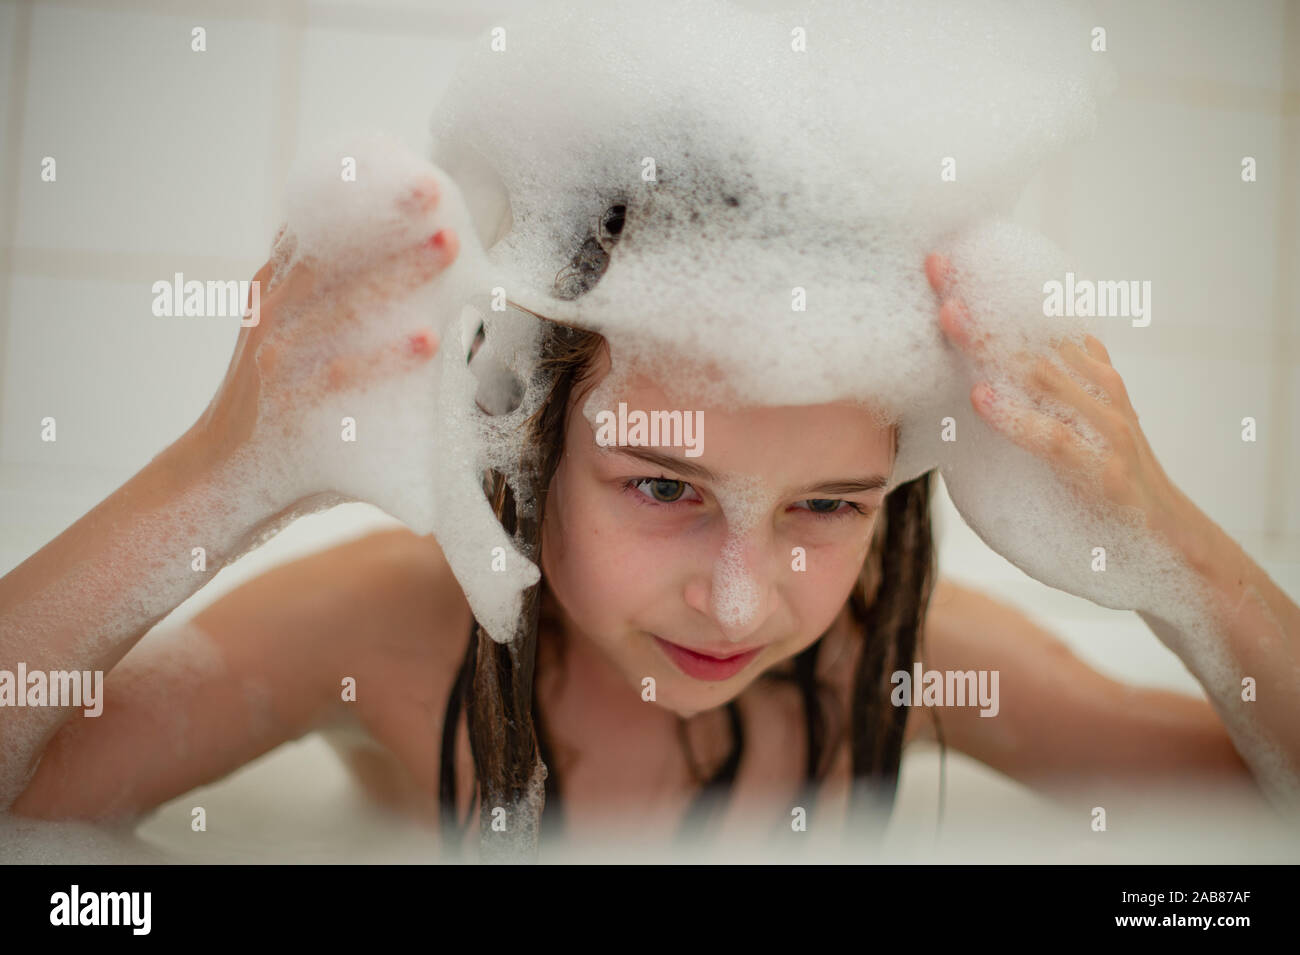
[792,535,874,606]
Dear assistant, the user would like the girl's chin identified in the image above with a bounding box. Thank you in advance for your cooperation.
[654,680,744,720]
[661,701,708,720]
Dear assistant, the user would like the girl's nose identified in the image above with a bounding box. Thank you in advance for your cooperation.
[710,535,775,643]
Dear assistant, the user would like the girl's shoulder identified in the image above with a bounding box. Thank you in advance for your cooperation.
[810,576,962,749]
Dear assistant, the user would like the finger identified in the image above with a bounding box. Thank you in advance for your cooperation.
[384,228,460,298]
[320,327,440,393]
[1082,334,1111,365]
[353,229,459,303]
[268,256,320,307]
[1017,353,1121,435]
[397,176,442,217]
[402,327,440,360]
[939,296,993,361]
[925,253,954,298]
[1058,339,1132,408]
[972,383,1092,476]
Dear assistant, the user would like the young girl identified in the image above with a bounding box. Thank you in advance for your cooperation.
[1,200,1296,861]
[4,0,1299,864]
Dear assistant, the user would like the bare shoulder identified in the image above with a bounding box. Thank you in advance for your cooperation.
[311,528,475,818]
[809,576,977,750]
[375,527,455,579]
[339,526,459,589]
[334,527,474,652]
[926,574,977,616]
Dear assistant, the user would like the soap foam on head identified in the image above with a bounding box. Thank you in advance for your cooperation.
[431,0,1117,417]
[424,0,1146,626]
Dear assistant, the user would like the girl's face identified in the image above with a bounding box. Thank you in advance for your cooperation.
[540,349,897,718]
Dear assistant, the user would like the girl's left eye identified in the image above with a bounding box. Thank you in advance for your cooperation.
[625,479,870,521]
[792,499,868,520]
[627,477,701,505]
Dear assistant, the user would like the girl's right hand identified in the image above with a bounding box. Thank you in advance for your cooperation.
[196,183,459,470]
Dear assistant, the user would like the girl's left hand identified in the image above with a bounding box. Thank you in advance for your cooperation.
[924,252,1193,547]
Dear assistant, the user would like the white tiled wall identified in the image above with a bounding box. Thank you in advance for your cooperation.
[1,0,1297,858]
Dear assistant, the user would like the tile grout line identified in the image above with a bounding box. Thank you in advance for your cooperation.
[0,0,33,463]
[1,0,282,23]
[272,1,304,239]
[9,0,519,37]
[1265,0,1300,549]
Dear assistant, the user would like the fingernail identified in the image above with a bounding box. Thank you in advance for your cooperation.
[408,330,436,356]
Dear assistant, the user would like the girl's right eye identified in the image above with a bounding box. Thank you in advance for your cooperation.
[627,477,701,505]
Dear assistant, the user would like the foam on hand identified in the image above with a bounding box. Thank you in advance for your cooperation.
[247,130,494,538]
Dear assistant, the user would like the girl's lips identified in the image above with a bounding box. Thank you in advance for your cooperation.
[651,634,763,682]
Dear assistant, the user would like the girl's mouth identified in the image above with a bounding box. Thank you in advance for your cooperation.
[650,634,763,682]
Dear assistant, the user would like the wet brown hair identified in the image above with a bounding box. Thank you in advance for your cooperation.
[439,204,941,860]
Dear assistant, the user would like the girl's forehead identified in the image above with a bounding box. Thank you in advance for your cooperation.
[572,344,896,489]
[583,350,895,429]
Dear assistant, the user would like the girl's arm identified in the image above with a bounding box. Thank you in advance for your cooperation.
[0,407,302,809]
[1,215,455,810]
[6,527,426,822]
[1133,500,1300,811]
[926,253,1300,814]
[909,578,1267,813]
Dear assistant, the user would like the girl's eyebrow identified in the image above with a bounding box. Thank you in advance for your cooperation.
[609,446,716,481]
[608,447,888,497]
[794,478,889,496]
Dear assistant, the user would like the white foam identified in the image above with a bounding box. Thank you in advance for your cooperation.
[422,0,1139,617]
[258,130,495,538]
[708,475,774,632]
[712,535,762,633]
